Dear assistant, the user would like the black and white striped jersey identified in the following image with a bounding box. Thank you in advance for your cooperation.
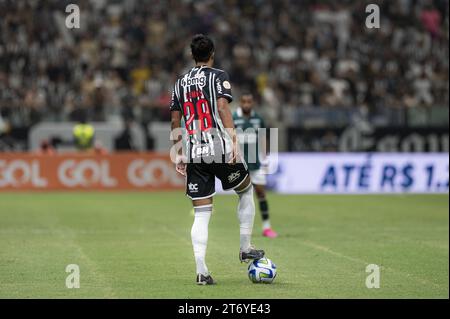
[170,66,233,161]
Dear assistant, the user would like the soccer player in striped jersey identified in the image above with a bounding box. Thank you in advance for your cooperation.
[170,34,265,285]
[233,93,278,238]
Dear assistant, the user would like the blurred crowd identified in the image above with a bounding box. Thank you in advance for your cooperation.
[0,0,448,135]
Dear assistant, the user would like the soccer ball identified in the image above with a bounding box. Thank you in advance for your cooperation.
[248,257,277,284]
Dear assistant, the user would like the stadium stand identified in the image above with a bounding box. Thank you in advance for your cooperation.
[0,0,448,151]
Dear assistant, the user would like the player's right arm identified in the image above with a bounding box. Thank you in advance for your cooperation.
[170,86,187,176]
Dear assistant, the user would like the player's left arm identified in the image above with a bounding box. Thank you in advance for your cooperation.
[217,97,239,164]
[216,71,239,164]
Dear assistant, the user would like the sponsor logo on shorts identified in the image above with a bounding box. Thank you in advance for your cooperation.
[188,182,199,193]
[227,171,241,183]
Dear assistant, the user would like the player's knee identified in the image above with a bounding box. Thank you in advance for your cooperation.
[235,175,252,194]
[193,198,213,207]
[254,186,265,199]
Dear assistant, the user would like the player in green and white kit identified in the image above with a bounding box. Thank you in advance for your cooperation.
[233,93,278,238]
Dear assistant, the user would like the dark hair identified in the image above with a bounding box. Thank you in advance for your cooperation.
[240,91,254,98]
[190,34,215,63]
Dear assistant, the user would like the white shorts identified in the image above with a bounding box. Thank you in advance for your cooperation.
[250,168,267,186]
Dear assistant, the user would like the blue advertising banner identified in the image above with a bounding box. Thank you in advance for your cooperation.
[217,153,449,194]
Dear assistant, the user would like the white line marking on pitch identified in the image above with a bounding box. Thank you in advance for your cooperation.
[301,240,444,290]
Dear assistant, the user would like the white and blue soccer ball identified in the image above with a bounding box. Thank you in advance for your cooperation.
[248,257,277,284]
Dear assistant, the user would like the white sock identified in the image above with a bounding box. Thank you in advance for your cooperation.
[262,220,271,230]
[237,185,255,252]
[191,205,212,276]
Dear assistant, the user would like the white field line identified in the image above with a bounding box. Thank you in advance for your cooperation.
[300,240,445,291]
[55,229,118,298]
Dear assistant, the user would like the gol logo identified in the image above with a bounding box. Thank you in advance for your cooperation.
[127,159,184,187]
[58,160,118,187]
[0,160,48,187]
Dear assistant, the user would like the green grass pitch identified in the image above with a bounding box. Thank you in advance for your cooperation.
[0,192,448,298]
